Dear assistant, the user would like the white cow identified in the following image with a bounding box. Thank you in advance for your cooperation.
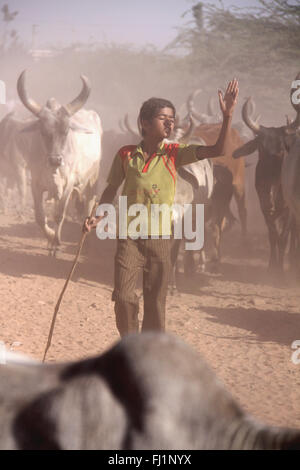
[0,112,30,215]
[0,332,299,450]
[3,71,102,254]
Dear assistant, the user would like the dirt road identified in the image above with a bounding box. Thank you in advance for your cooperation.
[0,209,299,430]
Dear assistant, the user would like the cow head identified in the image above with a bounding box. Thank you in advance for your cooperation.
[17,70,91,168]
[233,97,298,161]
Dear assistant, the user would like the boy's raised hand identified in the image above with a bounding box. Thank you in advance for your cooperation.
[218,78,239,117]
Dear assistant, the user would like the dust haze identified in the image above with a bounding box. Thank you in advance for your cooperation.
[0,2,300,432]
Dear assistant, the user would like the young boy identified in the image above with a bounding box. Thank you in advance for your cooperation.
[84,79,239,337]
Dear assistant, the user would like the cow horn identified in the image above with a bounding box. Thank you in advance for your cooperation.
[124,114,140,138]
[187,89,208,122]
[64,75,91,116]
[137,116,142,135]
[119,118,126,133]
[242,97,260,134]
[207,97,215,116]
[17,70,42,117]
[180,115,195,141]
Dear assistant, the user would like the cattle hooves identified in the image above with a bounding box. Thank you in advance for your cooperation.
[207,262,222,275]
[47,245,60,258]
[168,286,180,296]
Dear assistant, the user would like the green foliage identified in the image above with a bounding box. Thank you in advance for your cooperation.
[0,3,23,55]
[167,0,300,124]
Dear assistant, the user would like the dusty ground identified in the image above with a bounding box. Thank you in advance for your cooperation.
[0,206,299,431]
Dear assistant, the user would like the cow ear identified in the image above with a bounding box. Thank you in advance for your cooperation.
[20,121,40,133]
[69,122,93,133]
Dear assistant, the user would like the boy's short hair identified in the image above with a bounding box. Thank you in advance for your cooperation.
[139,98,176,135]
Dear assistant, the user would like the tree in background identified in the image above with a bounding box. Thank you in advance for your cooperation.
[167,0,300,123]
[0,3,20,55]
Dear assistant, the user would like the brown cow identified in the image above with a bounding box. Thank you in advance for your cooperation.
[233,94,300,272]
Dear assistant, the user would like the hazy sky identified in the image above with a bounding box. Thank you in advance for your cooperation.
[2,0,263,49]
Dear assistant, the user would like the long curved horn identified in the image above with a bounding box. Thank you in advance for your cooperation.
[180,115,195,141]
[207,97,215,116]
[119,118,126,133]
[187,89,208,122]
[17,70,42,117]
[64,75,91,116]
[137,116,142,135]
[172,115,195,142]
[124,114,140,138]
[242,97,260,134]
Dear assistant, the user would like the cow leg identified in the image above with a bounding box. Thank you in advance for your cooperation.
[183,249,197,276]
[209,219,223,272]
[256,179,280,270]
[233,185,247,239]
[169,238,181,294]
[53,188,74,252]
[199,248,206,273]
[0,179,6,214]
[288,218,299,273]
[276,207,291,273]
[15,166,27,220]
[262,214,279,270]
[31,183,56,245]
[294,224,300,278]
[208,166,233,272]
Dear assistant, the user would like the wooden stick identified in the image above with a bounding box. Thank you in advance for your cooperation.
[42,199,99,362]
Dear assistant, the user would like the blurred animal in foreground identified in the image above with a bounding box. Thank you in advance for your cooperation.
[0,333,299,450]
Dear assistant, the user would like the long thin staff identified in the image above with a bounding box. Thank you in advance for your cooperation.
[42,199,99,362]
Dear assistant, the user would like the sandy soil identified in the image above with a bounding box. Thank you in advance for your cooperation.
[0,206,300,431]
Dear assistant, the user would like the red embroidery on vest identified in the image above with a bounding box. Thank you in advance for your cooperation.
[142,153,156,173]
[161,155,175,183]
[118,145,136,173]
[164,143,179,167]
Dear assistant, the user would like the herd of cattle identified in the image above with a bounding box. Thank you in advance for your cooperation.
[1,71,300,450]
[0,70,299,271]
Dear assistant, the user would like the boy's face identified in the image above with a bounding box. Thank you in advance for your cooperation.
[142,107,175,140]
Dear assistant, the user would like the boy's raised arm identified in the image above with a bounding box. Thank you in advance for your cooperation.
[196,78,239,160]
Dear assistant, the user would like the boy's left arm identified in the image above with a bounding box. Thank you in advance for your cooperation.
[196,78,239,160]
